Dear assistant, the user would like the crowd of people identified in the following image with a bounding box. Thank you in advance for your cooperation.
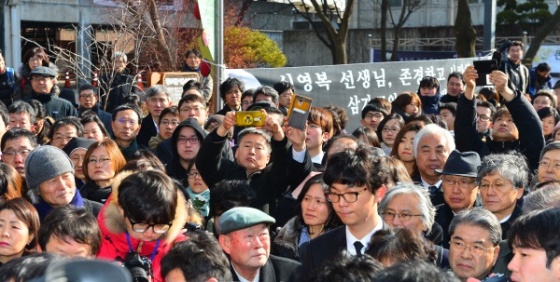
[0,40,558,281]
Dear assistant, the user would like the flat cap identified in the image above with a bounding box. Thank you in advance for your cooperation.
[29,66,57,78]
[219,207,275,235]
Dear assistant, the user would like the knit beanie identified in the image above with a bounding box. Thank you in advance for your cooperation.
[25,145,74,191]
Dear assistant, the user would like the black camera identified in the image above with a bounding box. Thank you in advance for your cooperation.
[122,251,153,282]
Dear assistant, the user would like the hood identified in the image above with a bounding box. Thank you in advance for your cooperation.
[170,118,207,155]
[100,171,189,245]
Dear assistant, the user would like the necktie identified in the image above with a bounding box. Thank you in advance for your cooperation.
[354,241,364,255]
[429,185,438,198]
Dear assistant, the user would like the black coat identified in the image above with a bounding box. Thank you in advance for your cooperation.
[28,92,77,119]
[102,71,137,113]
[454,92,544,172]
[79,182,112,204]
[136,114,158,148]
[229,255,300,282]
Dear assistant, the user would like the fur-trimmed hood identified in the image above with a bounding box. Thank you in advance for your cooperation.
[99,170,189,245]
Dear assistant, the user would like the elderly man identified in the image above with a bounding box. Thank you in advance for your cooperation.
[102,52,137,113]
[448,208,502,282]
[26,66,77,119]
[478,153,526,239]
[413,123,456,206]
[456,65,544,172]
[136,85,172,147]
[378,183,441,245]
[218,207,300,281]
[24,145,102,221]
[434,150,481,248]
[508,207,560,282]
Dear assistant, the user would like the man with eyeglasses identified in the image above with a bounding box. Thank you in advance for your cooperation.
[26,66,77,119]
[111,104,146,161]
[167,118,206,182]
[137,85,172,147]
[448,208,503,282]
[1,128,37,179]
[475,101,495,135]
[77,84,112,135]
[360,104,387,131]
[300,146,388,281]
[434,150,481,249]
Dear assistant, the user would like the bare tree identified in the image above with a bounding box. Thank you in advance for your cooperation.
[287,0,355,64]
[454,0,476,57]
[383,0,425,61]
[524,4,560,65]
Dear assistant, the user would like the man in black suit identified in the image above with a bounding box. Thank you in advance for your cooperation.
[434,150,481,248]
[218,207,300,282]
[136,85,171,147]
[413,123,455,206]
[300,146,388,281]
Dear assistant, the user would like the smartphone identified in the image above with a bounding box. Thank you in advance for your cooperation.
[287,95,313,131]
[473,59,499,85]
[235,111,266,127]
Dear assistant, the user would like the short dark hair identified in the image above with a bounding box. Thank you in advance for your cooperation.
[29,99,47,119]
[8,101,36,123]
[0,253,63,282]
[252,86,279,105]
[158,106,179,125]
[476,100,496,117]
[537,107,560,127]
[38,206,101,256]
[324,105,349,135]
[118,170,177,224]
[294,174,340,231]
[536,62,551,72]
[376,113,405,144]
[272,81,295,94]
[178,94,207,109]
[509,40,525,50]
[1,128,37,151]
[419,76,440,89]
[368,97,392,115]
[219,78,244,101]
[392,91,422,114]
[121,94,143,109]
[112,104,143,125]
[209,180,256,218]
[121,149,166,172]
[366,228,436,264]
[161,231,232,281]
[352,126,381,148]
[508,207,560,268]
[311,253,383,282]
[447,71,465,85]
[78,84,97,95]
[185,49,202,58]
[323,145,389,194]
[182,79,201,94]
[373,259,459,282]
[439,102,457,116]
[48,116,84,141]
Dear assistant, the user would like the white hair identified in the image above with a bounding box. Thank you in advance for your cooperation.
[413,124,456,158]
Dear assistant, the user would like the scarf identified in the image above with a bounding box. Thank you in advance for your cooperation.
[34,190,84,221]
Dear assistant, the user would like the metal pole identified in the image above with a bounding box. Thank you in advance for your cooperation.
[215,0,224,112]
[483,0,496,51]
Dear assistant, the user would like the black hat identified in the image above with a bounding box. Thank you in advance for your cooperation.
[62,137,96,157]
[29,66,57,78]
[435,150,481,178]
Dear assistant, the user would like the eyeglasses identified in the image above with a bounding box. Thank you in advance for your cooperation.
[477,115,491,122]
[327,187,368,203]
[539,160,560,171]
[382,127,400,133]
[449,240,493,256]
[442,177,477,188]
[187,171,201,179]
[178,136,200,144]
[116,117,138,125]
[31,77,51,83]
[364,113,384,120]
[160,120,180,126]
[479,181,512,191]
[381,211,422,222]
[3,149,31,158]
[127,217,172,234]
[79,93,96,99]
[87,158,111,164]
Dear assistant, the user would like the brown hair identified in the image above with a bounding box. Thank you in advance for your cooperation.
[308,107,334,137]
[0,164,23,203]
[392,92,422,113]
[83,138,126,184]
[0,198,40,252]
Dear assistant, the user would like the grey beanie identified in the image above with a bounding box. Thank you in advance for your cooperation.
[25,145,74,191]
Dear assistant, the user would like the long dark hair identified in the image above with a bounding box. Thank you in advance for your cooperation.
[294,174,340,234]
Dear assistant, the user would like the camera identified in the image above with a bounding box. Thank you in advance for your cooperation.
[235,111,265,127]
[122,251,153,282]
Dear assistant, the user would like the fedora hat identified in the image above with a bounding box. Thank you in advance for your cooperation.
[435,150,481,177]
